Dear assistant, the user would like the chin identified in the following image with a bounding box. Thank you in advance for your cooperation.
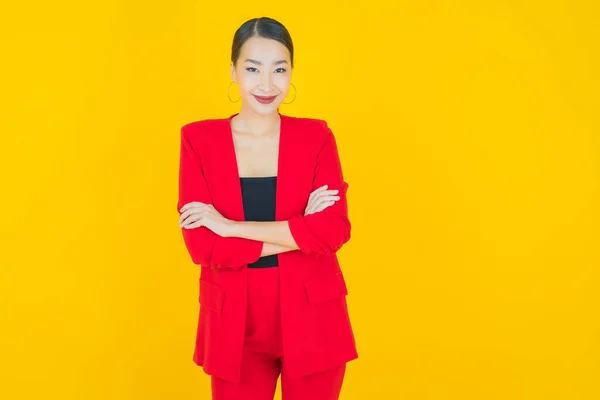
[250,102,280,115]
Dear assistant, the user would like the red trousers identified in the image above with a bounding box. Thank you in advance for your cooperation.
[210,267,347,400]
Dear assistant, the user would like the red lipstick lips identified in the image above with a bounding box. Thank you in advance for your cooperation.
[253,94,277,104]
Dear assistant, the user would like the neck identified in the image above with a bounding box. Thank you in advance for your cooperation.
[233,105,281,136]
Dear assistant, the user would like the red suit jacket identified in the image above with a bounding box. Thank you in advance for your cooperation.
[177,112,358,385]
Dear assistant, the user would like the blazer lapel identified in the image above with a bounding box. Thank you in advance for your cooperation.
[275,112,297,222]
[218,113,245,222]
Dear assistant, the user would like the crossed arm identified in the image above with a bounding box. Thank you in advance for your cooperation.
[177,121,350,269]
[260,241,297,257]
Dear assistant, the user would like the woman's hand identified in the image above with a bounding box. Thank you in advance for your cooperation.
[304,185,340,216]
[179,202,235,237]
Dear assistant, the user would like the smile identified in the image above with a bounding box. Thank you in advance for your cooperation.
[253,94,278,104]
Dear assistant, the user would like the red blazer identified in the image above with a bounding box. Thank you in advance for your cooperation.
[177,112,358,385]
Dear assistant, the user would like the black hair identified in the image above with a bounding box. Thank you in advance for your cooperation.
[231,17,294,68]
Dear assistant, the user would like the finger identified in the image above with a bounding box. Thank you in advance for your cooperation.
[179,208,199,225]
[179,211,190,225]
[308,194,339,213]
[310,188,337,204]
[306,196,318,208]
[179,208,195,224]
[305,202,322,215]
[184,211,207,228]
[306,191,320,210]
[306,195,325,213]
[179,204,209,224]
[309,184,328,199]
[180,202,197,213]
[319,189,339,196]
[307,186,336,211]
[314,200,335,213]
[317,195,340,203]
[311,189,339,205]
[180,213,200,227]
[184,218,204,229]
[181,208,208,227]
[179,201,207,213]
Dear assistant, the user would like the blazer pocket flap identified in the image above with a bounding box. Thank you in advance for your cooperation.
[199,279,225,313]
[305,270,348,305]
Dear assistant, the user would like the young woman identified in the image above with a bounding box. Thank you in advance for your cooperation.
[177,17,358,400]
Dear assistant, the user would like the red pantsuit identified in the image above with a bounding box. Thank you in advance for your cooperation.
[177,112,358,398]
[211,267,347,400]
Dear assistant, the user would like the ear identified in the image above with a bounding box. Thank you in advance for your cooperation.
[230,63,237,83]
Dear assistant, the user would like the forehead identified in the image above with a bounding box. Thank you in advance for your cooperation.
[240,36,290,62]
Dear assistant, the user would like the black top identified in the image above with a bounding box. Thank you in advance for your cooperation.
[240,176,279,268]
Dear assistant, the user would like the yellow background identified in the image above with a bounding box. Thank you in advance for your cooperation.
[1,1,598,399]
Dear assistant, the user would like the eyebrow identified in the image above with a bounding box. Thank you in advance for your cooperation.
[244,58,288,65]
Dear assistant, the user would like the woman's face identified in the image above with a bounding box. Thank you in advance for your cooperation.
[231,36,293,115]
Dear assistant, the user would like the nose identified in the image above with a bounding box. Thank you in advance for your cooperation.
[259,72,274,93]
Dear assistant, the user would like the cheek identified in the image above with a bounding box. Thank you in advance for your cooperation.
[238,74,259,93]
[238,81,254,94]
[275,76,291,92]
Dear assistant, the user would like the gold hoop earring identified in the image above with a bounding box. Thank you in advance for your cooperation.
[228,81,241,103]
[282,82,297,104]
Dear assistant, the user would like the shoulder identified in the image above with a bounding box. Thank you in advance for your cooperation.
[179,117,228,154]
[180,117,222,139]
[287,114,329,129]
[286,114,334,145]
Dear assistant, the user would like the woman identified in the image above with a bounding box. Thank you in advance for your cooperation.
[177,17,358,400]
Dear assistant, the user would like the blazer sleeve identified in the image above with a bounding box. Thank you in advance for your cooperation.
[177,125,264,268]
[287,121,352,256]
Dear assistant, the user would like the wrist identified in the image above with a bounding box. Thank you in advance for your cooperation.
[226,220,243,238]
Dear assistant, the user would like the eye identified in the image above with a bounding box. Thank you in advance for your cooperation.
[276,68,286,73]
[246,67,258,72]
